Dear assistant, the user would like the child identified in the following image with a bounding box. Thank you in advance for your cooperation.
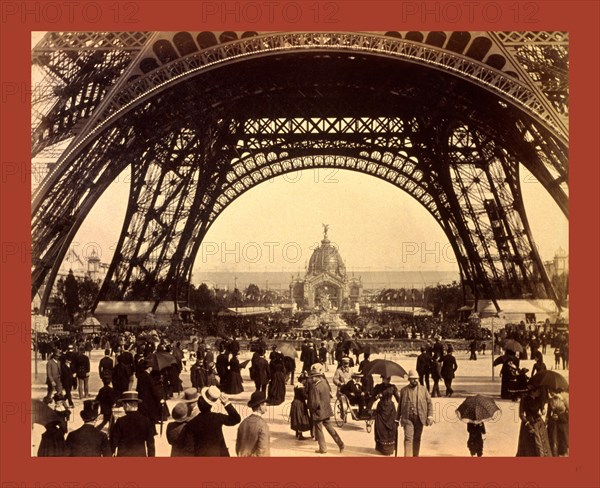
[95,377,117,431]
[553,347,561,370]
[290,373,312,440]
[467,422,486,457]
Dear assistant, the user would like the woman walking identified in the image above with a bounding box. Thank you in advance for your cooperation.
[223,352,244,395]
[516,386,552,456]
[371,376,401,456]
[267,353,287,405]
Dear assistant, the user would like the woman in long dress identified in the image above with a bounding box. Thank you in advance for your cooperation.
[267,353,287,405]
[547,389,569,456]
[516,386,552,456]
[371,376,401,456]
[290,374,312,440]
[224,352,244,395]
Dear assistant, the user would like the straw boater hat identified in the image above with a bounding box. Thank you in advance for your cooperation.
[341,357,350,364]
[247,390,267,410]
[310,363,324,376]
[200,386,221,406]
[119,391,142,403]
[182,388,199,403]
[352,372,363,379]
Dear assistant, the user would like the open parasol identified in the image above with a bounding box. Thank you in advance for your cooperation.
[364,359,407,378]
[529,370,569,391]
[455,395,500,423]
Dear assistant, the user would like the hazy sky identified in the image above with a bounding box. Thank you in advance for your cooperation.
[70,165,568,280]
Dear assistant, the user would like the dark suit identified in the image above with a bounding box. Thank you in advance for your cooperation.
[416,353,431,391]
[65,423,111,457]
[180,404,241,456]
[111,411,156,456]
[440,354,458,396]
[166,420,193,457]
[253,357,270,393]
[60,360,74,406]
[216,353,229,387]
[99,356,114,382]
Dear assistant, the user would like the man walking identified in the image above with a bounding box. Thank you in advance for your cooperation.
[396,370,434,457]
[45,350,62,402]
[253,349,270,394]
[236,391,271,457]
[111,391,156,456]
[415,347,431,392]
[98,349,114,385]
[65,401,111,456]
[440,345,458,397]
[74,347,90,399]
[307,363,344,455]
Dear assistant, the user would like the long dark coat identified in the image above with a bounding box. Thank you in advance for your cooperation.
[111,411,156,456]
[136,370,163,422]
[180,404,241,456]
[65,424,111,456]
[440,354,458,380]
[253,357,270,386]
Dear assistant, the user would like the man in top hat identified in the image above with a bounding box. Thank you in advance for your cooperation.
[307,363,344,455]
[396,369,434,457]
[179,385,241,456]
[440,345,458,397]
[235,390,271,457]
[135,359,164,427]
[65,400,111,456]
[166,402,193,456]
[333,357,353,397]
[110,391,156,457]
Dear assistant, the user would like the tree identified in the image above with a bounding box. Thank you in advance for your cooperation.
[78,276,100,313]
[64,269,80,323]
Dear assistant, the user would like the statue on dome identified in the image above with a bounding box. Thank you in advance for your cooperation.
[322,223,329,240]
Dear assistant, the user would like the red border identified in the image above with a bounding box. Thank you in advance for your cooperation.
[2,1,599,487]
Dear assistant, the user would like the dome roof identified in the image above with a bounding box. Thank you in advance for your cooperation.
[307,236,346,279]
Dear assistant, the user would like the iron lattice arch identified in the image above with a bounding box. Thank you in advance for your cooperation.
[31,31,568,313]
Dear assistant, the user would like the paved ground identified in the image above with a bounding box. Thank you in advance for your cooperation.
[31,349,568,457]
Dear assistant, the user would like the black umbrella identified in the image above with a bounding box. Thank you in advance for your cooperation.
[455,395,500,423]
[147,351,177,371]
[31,399,60,427]
[342,339,361,352]
[364,359,407,378]
[529,370,569,391]
[239,359,252,369]
[361,343,380,355]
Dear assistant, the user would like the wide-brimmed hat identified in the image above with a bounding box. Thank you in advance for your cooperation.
[119,391,142,403]
[182,388,199,403]
[200,386,221,406]
[310,363,324,376]
[352,372,363,378]
[171,402,189,422]
[80,400,99,422]
[407,369,419,380]
[247,390,267,409]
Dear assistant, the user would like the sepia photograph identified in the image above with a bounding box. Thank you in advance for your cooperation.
[30,30,570,459]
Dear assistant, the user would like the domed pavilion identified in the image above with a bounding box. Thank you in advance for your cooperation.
[290,225,362,310]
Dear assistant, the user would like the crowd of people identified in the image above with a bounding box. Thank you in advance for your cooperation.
[36,323,568,458]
